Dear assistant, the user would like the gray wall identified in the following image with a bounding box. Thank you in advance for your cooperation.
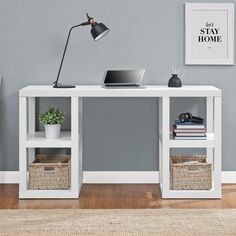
[0,0,235,171]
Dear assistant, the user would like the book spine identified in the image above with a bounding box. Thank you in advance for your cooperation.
[174,136,207,140]
[174,129,206,133]
[174,133,206,137]
[176,124,205,128]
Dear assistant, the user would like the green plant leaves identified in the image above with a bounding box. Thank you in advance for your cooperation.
[38,107,65,125]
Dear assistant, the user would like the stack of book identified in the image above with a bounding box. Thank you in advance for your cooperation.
[173,120,206,140]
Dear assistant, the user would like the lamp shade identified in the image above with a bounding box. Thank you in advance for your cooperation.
[91,23,109,41]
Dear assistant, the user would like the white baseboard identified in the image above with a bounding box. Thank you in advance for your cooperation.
[0,171,19,184]
[221,171,236,183]
[83,171,159,184]
[1,171,236,184]
[83,171,236,184]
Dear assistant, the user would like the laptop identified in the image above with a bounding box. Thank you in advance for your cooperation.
[103,69,145,88]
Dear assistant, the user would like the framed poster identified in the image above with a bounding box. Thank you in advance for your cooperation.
[185,3,234,65]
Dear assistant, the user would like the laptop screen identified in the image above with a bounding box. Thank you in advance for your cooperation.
[104,70,145,85]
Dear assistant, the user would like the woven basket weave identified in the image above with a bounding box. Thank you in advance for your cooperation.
[170,155,212,190]
[29,155,71,190]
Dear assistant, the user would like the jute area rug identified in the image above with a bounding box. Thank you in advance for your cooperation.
[0,209,236,236]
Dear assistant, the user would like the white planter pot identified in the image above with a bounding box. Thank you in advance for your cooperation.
[44,124,61,139]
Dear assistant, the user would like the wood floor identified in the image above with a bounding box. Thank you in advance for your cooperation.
[0,184,236,209]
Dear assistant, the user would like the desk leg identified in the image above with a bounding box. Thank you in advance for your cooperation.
[28,97,35,165]
[206,97,214,188]
[19,97,27,197]
[160,97,170,197]
[71,97,79,197]
[214,96,222,198]
[78,98,83,195]
[159,98,163,190]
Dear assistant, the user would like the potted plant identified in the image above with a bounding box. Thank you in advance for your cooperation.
[39,107,65,139]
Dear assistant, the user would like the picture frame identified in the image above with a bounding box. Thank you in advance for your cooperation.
[185,3,234,65]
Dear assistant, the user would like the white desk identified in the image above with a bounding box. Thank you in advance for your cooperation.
[19,85,222,199]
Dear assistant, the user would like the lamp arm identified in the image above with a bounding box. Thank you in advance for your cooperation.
[53,23,86,87]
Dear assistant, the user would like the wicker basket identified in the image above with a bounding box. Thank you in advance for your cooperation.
[170,155,212,190]
[29,155,71,190]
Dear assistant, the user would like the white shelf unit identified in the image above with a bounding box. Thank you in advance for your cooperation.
[19,85,221,199]
[19,96,82,199]
[159,95,222,198]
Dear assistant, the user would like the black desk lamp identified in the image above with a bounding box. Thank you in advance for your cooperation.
[53,13,109,88]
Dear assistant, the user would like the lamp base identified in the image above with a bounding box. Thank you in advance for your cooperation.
[53,84,76,88]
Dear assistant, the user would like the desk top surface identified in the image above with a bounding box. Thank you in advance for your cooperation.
[19,85,221,97]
